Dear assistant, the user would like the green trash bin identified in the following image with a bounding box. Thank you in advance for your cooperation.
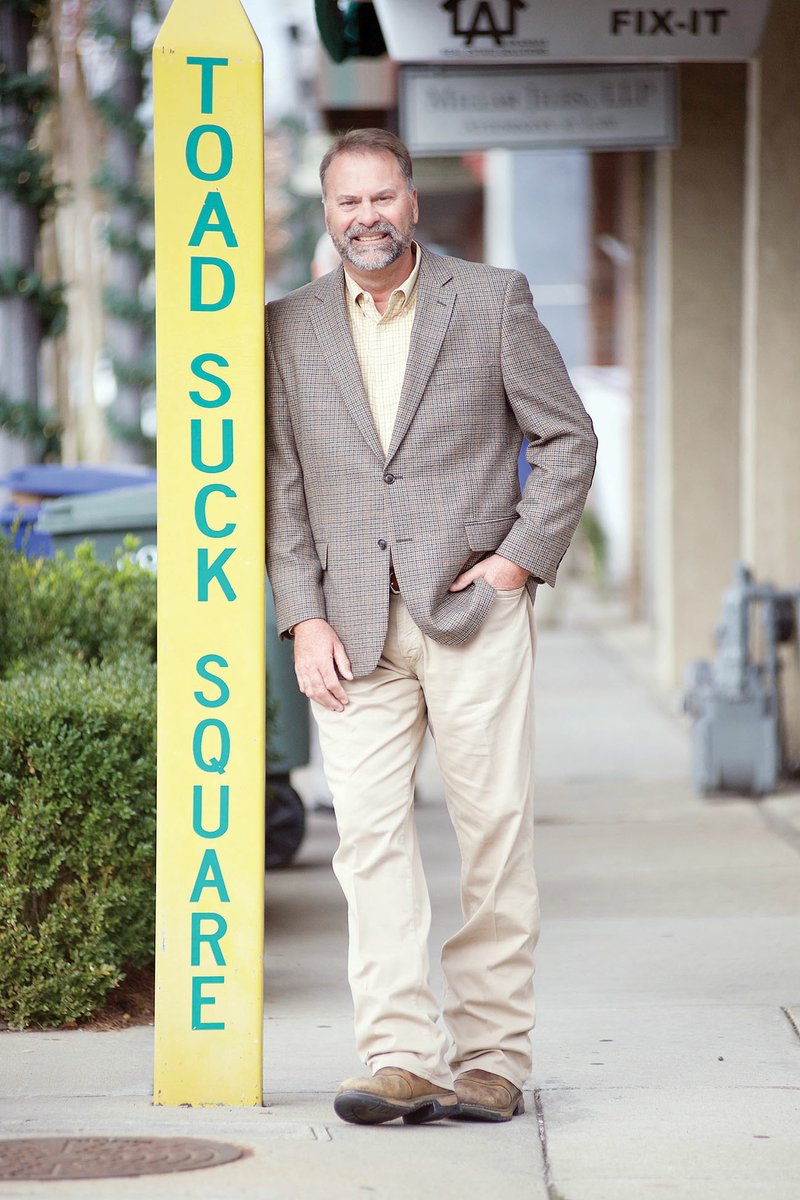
[38,483,309,867]
[266,576,310,773]
[38,484,158,569]
[265,575,309,868]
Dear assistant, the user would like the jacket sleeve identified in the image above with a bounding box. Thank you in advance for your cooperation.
[266,310,328,637]
[496,271,598,587]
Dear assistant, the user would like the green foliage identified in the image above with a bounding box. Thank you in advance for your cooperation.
[91,164,152,220]
[93,93,148,148]
[88,0,157,452]
[104,410,156,466]
[105,224,154,269]
[0,538,157,1027]
[0,0,64,457]
[0,392,61,458]
[0,264,66,335]
[88,1,153,70]
[0,654,156,1029]
[109,353,155,389]
[0,67,52,114]
[0,538,156,675]
[578,508,609,585]
[0,2,50,23]
[277,116,327,293]
[102,283,155,329]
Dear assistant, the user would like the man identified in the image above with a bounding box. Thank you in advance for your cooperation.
[266,129,596,1126]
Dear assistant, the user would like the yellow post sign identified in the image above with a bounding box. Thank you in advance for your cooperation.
[152,0,265,1106]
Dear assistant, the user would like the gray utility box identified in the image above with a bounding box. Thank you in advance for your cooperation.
[684,563,800,796]
[685,661,779,796]
[38,483,157,570]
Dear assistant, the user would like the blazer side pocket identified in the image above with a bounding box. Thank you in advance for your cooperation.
[464,515,518,552]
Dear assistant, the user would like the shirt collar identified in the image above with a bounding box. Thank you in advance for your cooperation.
[343,242,421,310]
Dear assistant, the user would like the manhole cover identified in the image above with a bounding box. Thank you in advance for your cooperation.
[0,1137,244,1180]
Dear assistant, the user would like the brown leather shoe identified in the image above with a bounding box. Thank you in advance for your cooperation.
[334,1067,460,1125]
[453,1069,525,1122]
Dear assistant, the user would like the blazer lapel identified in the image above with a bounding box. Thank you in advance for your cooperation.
[308,266,384,462]
[386,247,456,464]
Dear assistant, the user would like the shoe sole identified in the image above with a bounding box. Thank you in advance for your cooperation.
[334,1090,460,1126]
[454,1097,525,1123]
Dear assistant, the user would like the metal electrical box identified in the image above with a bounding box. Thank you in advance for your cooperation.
[684,564,800,796]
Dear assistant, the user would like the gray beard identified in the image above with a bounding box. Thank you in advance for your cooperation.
[331,221,414,272]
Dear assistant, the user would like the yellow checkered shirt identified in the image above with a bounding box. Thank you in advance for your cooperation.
[344,246,421,455]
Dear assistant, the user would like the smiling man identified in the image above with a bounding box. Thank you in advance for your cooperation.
[266,128,597,1126]
[325,154,417,272]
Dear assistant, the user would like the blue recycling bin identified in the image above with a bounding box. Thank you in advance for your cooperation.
[1,464,157,559]
[4,463,156,501]
[0,502,53,558]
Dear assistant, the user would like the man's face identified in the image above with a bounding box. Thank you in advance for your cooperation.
[323,150,419,272]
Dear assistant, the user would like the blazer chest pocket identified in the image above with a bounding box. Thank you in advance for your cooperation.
[464,515,517,552]
[315,541,328,570]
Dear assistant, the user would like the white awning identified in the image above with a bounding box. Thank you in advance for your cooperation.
[372,0,772,64]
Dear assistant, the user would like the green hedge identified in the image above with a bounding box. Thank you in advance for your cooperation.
[0,537,157,1029]
[0,539,156,672]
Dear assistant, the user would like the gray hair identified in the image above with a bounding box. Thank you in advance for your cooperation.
[320,128,414,198]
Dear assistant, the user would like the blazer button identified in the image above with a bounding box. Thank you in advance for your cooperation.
[378,539,387,550]
[383,473,395,484]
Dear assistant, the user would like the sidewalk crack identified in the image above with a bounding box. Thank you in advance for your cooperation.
[782,1007,800,1042]
[534,1090,569,1200]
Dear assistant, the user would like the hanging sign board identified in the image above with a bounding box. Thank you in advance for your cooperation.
[372,0,772,63]
[401,65,677,153]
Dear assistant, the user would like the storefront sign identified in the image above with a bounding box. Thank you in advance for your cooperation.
[401,65,677,152]
[373,0,772,62]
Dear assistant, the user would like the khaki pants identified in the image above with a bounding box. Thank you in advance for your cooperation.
[312,586,539,1090]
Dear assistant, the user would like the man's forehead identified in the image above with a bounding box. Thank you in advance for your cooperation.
[326,149,405,191]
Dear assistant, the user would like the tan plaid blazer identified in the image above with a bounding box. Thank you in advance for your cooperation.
[266,245,597,678]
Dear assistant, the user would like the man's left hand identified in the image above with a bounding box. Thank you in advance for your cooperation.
[449,553,530,593]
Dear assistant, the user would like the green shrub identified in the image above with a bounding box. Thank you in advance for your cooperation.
[0,537,156,676]
[0,653,156,1028]
[0,535,158,1028]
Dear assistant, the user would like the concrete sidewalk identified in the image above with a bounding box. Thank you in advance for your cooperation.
[2,618,800,1199]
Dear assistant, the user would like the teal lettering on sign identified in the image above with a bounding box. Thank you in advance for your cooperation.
[182,46,259,1040]
[186,56,228,115]
[191,912,228,967]
[185,125,233,182]
[191,974,225,1031]
[193,717,231,773]
[197,547,237,602]
[189,192,238,248]
[195,654,231,707]
[192,784,230,839]
[191,418,234,473]
[195,484,237,539]
[190,848,231,903]
[190,257,235,312]
[190,354,231,408]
